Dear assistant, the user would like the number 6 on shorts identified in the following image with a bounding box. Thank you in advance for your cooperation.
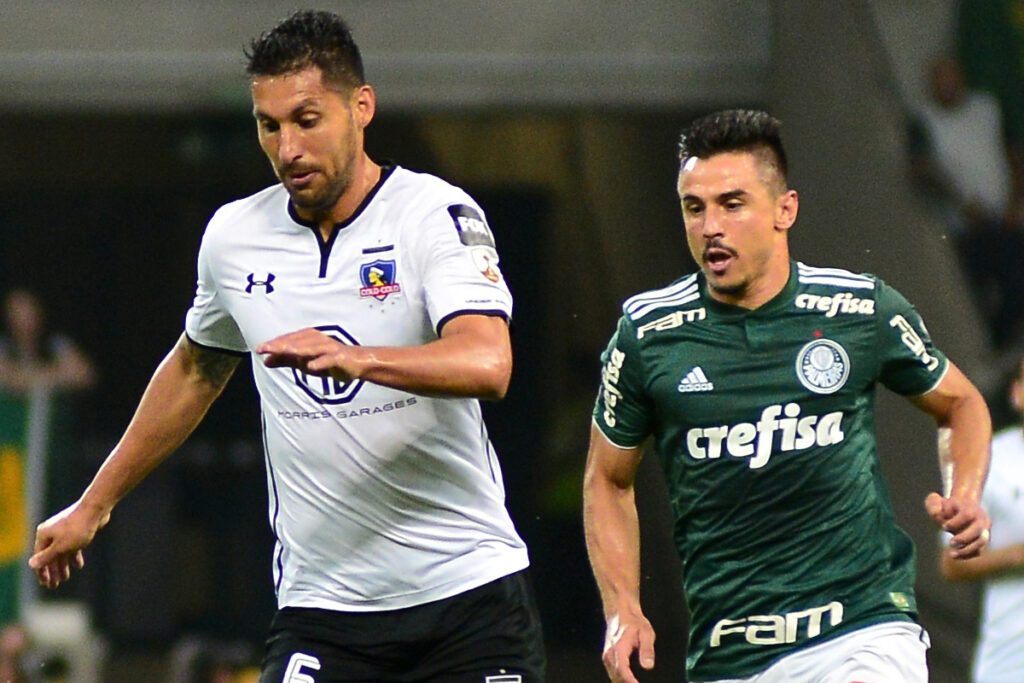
[283,652,321,683]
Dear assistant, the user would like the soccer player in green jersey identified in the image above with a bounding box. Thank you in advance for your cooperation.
[584,109,993,683]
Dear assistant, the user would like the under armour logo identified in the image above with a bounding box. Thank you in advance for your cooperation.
[246,273,275,294]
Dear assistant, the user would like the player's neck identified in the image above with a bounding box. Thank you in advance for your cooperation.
[315,156,382,240]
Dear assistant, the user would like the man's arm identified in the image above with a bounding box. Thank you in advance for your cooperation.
[911,359,992,560]
[582,423,655,683]
[0,344,96,394]
[29,333,240,588]
[939,541,1024,582]
[256,313,511,400]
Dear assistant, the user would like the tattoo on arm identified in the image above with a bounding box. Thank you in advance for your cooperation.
[178,335,240,389]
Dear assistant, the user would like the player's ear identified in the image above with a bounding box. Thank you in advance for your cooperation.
[775,189,798,231]
[351,85,376,129]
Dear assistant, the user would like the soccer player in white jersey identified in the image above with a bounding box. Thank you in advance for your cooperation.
[940,357,1024,683]
[28,10,545,682]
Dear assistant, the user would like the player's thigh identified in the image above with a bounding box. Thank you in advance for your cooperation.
[828,622,929,683]
[778,621,929,683]
[259,607,402,683]
[418,570,546,683]
[259,572,545,683]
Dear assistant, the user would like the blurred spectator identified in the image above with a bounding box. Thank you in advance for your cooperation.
[939,356,1024,682]
[0,288,95,661]
[908,55,1024,350]
[0,623,28,683]
[956,0,1024,210]
[0,289,95,395]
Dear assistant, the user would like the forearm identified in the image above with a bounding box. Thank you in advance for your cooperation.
[259,314,512,400]
[914,362,992,505]
[54,349,97,389]
[941,543,1024,582]
[343,334,510,399]
[0,361,50,393]
[79,335,234,515]
[584,476,643,618]
[941,388,991,505]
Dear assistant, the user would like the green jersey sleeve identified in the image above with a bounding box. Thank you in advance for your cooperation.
[874,279,949,396]
[592,314,653,448]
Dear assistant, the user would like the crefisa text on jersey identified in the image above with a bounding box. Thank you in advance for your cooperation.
[686,403,845,470]
[600,348,626,428]
[277,396,418,420]
[794,292,875,317]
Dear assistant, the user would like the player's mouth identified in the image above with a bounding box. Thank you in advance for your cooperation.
[285,167,319,189]
[703,245,737,276]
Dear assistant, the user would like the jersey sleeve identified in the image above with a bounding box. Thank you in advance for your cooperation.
[874,279,949,396]
[592,315,653,448]
[415,200,514,334]
[184,214,247,353]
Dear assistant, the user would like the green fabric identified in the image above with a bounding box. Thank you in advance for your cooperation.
[593,262,947,680]
[0,561,18,626]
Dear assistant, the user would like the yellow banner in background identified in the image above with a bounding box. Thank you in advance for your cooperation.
[0,445,26,563]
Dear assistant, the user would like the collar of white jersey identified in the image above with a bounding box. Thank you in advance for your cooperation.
[285,163,397,233]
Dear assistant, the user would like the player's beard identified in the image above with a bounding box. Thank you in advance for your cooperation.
[287,163,354,219]
[707,277,747,298]
[284,123,359,220]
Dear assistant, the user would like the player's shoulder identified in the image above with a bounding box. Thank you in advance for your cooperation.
[621,272,702,323]
[794,262,878,293]
[381,165,476,211]
[792,262,883,317]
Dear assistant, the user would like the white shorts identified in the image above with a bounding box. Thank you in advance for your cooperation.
[708,621,930,683]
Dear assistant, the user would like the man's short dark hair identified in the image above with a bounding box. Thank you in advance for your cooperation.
[246,10,365,91]
[678,109,788,186]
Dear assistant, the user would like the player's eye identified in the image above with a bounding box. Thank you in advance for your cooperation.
[298,116,319,129]
[258,119,280,134]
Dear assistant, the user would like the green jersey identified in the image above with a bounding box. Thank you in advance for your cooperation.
[593,261,947,681]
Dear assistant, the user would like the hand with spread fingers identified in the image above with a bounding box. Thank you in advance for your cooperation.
[257,328,359,380]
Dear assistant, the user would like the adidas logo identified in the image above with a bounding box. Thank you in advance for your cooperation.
[678,366,714,392]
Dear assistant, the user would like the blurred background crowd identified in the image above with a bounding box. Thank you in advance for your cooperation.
[1,1,1023,681]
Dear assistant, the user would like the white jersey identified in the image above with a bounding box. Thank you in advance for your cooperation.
[184,165,529,612]
[973,427,1024,683]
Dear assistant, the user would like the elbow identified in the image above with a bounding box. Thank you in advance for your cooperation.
[478,351,512,401]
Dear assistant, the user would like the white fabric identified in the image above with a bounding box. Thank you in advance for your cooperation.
[185,166,528,612]
[917,93,1012,221]
[707,622,929,683]
[973,428,1024,683]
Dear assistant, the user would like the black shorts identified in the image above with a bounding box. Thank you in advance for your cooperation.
[259,570,546,682]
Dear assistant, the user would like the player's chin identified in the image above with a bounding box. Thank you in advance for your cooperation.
[706,275,744,297]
